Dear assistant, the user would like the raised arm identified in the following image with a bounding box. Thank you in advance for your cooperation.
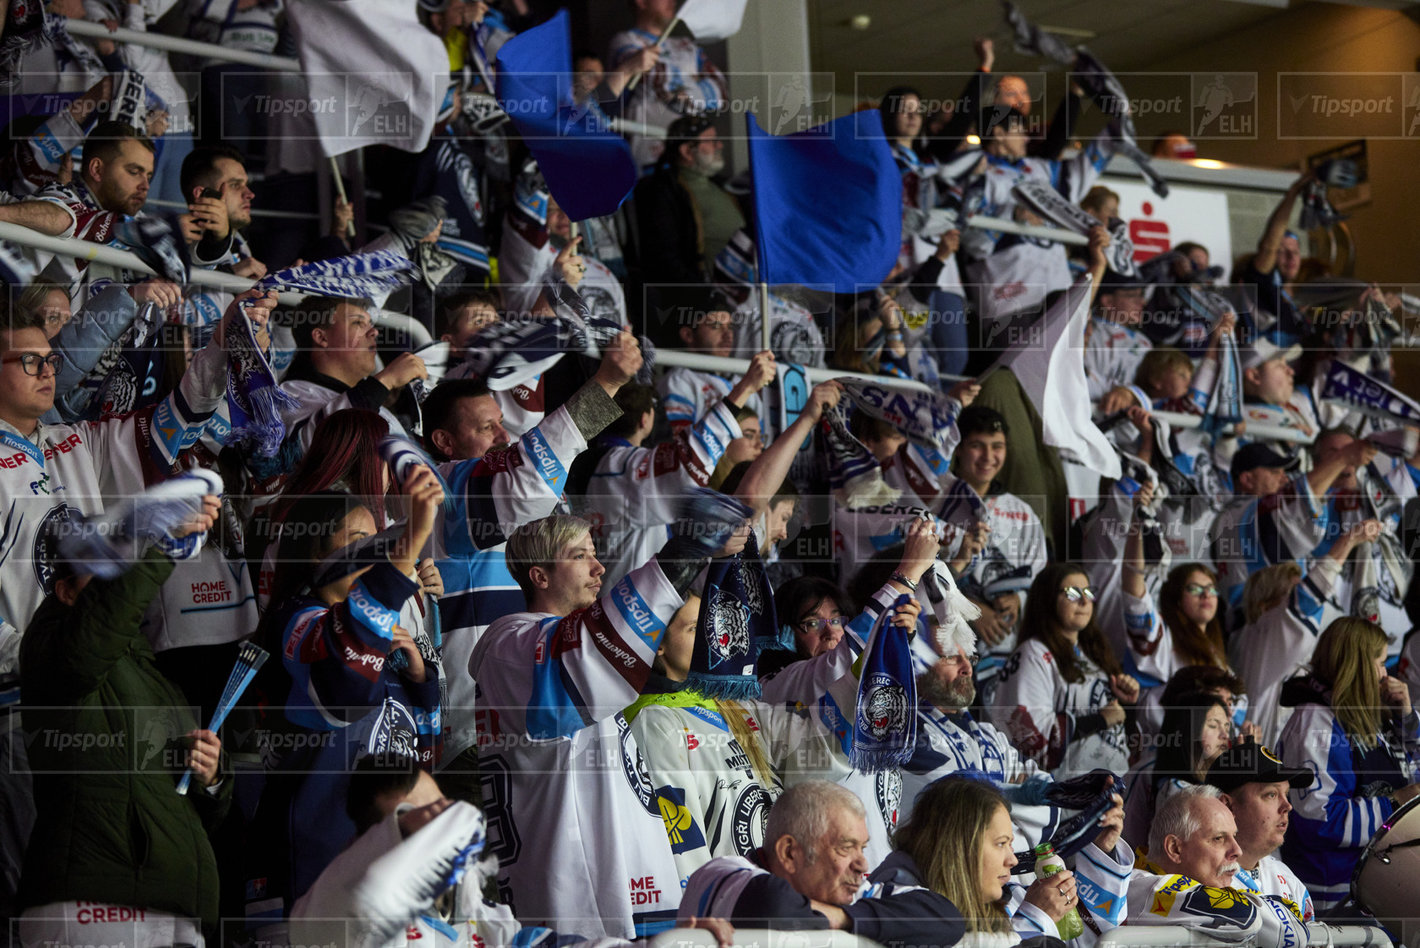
[1255,172,1313,275]
[735,380,842,516]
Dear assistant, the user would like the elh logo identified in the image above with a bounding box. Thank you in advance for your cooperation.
[1191,74,1257,138]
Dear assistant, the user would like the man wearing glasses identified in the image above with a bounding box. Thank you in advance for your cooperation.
[0,291,274,664]
[571,355,774,586]
[0,291,271,928]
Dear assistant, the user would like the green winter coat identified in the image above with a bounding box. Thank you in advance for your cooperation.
[17,551,230,930]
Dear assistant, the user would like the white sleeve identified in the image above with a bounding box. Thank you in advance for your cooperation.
[469,560,684,737]
[1072,840,1132,932]
[1122,589,1172,686]
[291,802,488,948]
[758,581,898,706]
[989,644,1065,770]
[440,405,589,554]
[587,402,740,527]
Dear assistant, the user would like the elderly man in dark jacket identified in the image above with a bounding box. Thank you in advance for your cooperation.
[16,493,227,947]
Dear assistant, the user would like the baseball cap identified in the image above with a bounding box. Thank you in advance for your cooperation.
[1205,738,1313,793]
[1099,269,1145,293]
[1229,442,1300,482]
[1241,336,1302,371]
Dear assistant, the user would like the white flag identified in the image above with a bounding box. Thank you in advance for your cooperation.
[287,0,449,158]
[677,0,750,41]
[998,276,1122,480]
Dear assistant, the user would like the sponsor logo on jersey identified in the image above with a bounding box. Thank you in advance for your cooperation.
[656,785,707,853]
[610,577,663,650]
[523,427,565,493]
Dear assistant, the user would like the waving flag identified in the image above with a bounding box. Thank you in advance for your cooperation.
[287,0,448,157]
[1320,360,1420,427]
[677,0,750,41]
[997,276,1122,480]
[496,10,637,222]
[747,110,899,293]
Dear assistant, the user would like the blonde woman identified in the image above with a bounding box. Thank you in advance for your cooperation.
[1276,616,1420,912]
[891,776,1130,946]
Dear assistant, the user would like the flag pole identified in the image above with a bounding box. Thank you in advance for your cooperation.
[329,156,355,238]
[759,282,771,352]
[625,16,679,93]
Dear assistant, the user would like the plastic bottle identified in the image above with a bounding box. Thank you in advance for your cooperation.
[1034,842,1084,940]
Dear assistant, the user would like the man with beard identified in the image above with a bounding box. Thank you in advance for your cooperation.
[1205,740,1316,921]
[899,624,1067,852]
[634,116,744,288]
[1127,785,1310,947]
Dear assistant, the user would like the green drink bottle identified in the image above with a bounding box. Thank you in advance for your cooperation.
[1034,843,1084,940]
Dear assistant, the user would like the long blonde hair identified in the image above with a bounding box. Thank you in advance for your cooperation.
[893,777,1013,934]
[1312,617,1388,751]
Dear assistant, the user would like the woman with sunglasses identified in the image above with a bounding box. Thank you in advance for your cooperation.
[1122,483,1238,733]
[989,562,1139,778]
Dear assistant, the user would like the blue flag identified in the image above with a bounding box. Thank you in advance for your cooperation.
[746,110,900,293]
[495,10,637,222]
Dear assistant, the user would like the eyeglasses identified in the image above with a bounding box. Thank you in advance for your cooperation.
[1059,586,1096,603]
[1,352,64,376]
[1183,583,1219,598]
[798,616,846,636]
[740,430,770,447]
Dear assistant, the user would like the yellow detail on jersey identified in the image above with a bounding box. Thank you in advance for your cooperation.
[1206,887,1246,911]
[1151,889,1177,916]
[658,794,694,845]
[902,309,930,332]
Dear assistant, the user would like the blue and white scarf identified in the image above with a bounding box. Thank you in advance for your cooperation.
[840,378,959,452]
[686,545,777,701]
[55,468,221,579]
[851,593,918,771]
[822,404,901,508]
[227,252,415,456]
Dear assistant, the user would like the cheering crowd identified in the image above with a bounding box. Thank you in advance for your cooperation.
[1,0,1419,946]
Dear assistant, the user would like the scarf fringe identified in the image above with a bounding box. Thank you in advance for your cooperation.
[232,382,300,458]
[683,672,761,702]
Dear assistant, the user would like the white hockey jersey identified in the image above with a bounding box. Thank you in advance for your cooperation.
[0,335,227,671]
[1083,318,1153,403]
[436,403,592,762]
[469,560,685,938]
[900,707,1056,853]
[1228,558,1337,747]
[1210,474,1326,611]
[1124,864,1310,948]
[574,401,740,586]
[936,483,1047,693]
[657,366,757,436]
[1235,855,1314,924]
[606,30,727,169]
[757,580,912,871]
[961,137,1114,324]
[989,639,1130,780]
